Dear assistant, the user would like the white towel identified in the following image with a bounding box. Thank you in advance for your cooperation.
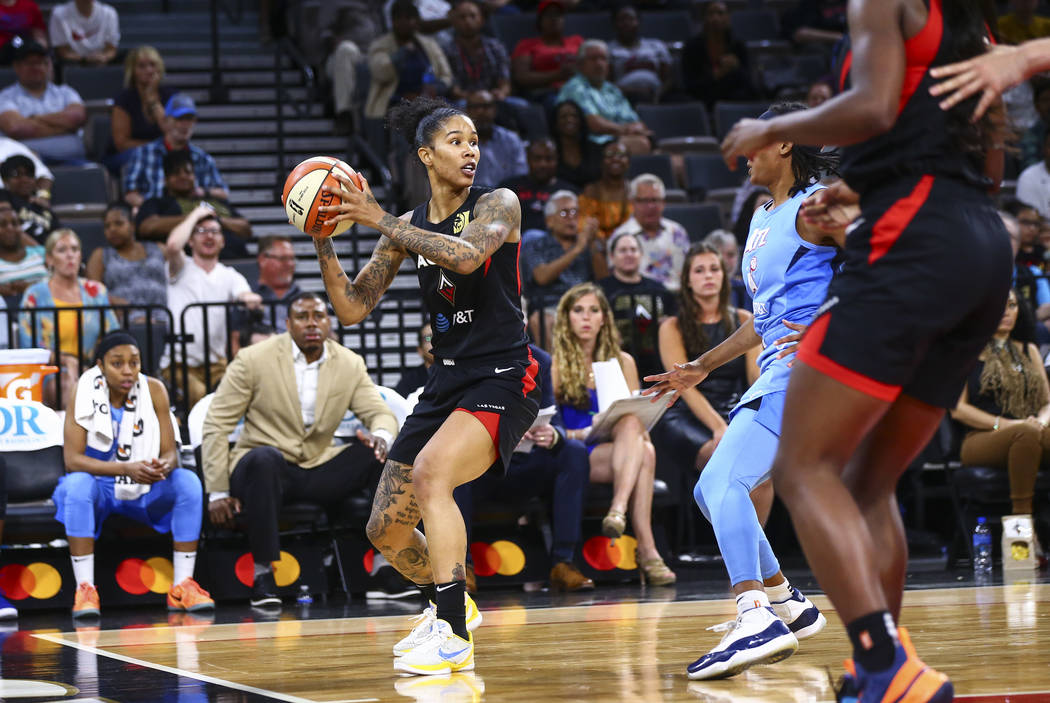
[74,366,161,500]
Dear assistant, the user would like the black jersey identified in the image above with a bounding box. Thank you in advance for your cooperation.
[409,186,530,363]
[836,0,987,192]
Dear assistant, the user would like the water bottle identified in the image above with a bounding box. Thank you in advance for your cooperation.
[296,584,313,605]
[973,516,993,575]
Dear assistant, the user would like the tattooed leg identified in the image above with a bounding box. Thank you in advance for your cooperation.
[366,459,432,584]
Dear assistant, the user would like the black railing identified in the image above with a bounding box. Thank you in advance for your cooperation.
[207,0,246,103]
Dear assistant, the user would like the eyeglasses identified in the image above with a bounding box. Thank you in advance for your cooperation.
[1019,218,1043,227]
[194,227,221,235]
[555,208,578,218]
[261,253,296,263]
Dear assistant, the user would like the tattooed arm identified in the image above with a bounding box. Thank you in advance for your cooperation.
[314,227,408,326]
[320,173,521,276]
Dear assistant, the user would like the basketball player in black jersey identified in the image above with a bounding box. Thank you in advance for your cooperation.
[311,96,539,676]
[721,1,1009,701]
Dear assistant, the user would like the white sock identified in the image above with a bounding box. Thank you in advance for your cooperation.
[173,551,196,585]
[766,578,793,603]
[253,562,271,578]
[736,589,770,616]
[71,554,94,586]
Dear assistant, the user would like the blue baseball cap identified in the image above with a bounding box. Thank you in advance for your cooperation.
[165,93,197,119]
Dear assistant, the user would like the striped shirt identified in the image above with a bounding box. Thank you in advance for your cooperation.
[123,139,228,201]
[0,246,47,286]
[441,36,510,94]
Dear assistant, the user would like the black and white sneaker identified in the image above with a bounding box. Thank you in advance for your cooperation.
[250,571,282,608]
[366,565,420,600]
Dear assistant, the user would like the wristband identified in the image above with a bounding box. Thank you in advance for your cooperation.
[993,416,1000,431]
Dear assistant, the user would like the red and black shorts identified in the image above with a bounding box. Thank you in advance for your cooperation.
[387,351,541,473]
[797,174,1013,409]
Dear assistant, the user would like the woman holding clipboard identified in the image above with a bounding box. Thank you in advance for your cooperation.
[551,282,675,586]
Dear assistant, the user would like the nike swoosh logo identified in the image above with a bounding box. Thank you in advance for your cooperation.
[436,584,457,592]
[441,645,470,659]
[494,367,514,374]
[845,217,865,235]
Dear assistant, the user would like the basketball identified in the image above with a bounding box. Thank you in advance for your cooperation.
[281,156,364,238]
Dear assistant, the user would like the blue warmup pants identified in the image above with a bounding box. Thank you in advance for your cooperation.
[53,468,203,542]
[693,400,782,586]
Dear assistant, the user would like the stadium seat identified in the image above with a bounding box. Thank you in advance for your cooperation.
[51,164,111,218]
[713,100,768,139]
[492,14,537,55]
[65,218,106,262]
[563,12,614,40]
[62,64,124,105]
[638,10,693,44]
[4,444,66,543]
[636,102,717,153]
[729,8,780,42]
[84,112,112,163]
[662,203,725,242]
[684,153,743,200]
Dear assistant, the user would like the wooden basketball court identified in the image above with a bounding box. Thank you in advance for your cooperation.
[9,581,1048,702]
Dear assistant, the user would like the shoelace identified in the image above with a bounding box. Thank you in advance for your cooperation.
[706,619,736,634]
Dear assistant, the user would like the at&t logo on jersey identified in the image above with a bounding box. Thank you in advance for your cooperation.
[434,309,475,333]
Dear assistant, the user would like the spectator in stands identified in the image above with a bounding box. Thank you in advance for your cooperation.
[551,282,675,586]
[556,40,651,155]
[85,202,171,322]
[383,0,451,35]
[512,0,585,108]
[123,92,229,210]
[951,289,1049,556]
[500,137,577,232]
[442,0,511,101]
[364,0,453,121]
[551,99,601,189]
[1020,77,1050,170]
[998,0,1050,45]
[0,38,86,164]
[654,243,757,472]
[781,0,847,49]
[48,0,119,66]
[806,79,834,108]
[238,320,275,348]
[109,46,173,171]
[520,190,603,347]
[19,228,119,404]
[203,291,399,608]
[598,230,673,382]
[455,342,594,592]
[579,140,633,240]
[1,154,55,243]
[608,173,689,292]
[251,235,301,331]
[394,322,433,398]
[57,330,213,618]
[317,2,385,135]
[0,0,46,66]
[0,133,51,193]
[681,1,756,108]
[161,207,261,409]
[704,228,750,311]
[465,89,526,187]
[1018,129,1050,219]
[0,195,45,301]
[136,150,251,259]
[608,4,671,104]
[1006,199,1046,270]
[1004,210,1050,338]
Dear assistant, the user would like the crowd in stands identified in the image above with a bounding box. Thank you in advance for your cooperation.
[0,0,1049,619]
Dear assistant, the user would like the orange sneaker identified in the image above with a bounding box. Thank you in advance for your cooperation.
[838,627,952,703]
[167,578,215,612]
[72,583,100,619]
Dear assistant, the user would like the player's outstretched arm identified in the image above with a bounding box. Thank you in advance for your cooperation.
[930,38,1050,120]
[313,234,406,326]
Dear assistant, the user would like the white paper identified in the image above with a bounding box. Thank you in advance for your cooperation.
[592,359,631,413]
[515,405,556,453]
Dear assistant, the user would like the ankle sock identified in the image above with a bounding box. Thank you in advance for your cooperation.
[71,554,94,587]
[847,610,899,673]
[173,551,196,585]
[735,589,770,616]
[418,582,437,605]
[435,580,467,639]
[765,578,792,603]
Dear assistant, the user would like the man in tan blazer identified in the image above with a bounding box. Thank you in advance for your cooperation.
[202,292,398,607]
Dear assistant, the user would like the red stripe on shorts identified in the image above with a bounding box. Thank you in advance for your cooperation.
[868,174,934,265]
[797,314,901,402]
[456,409,501,455]
[522,348,539,397]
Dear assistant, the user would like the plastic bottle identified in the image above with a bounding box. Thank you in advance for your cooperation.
[296,584,313,605]
[973,516,993,575]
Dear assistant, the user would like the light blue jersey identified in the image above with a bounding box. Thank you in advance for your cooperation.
[736,183,837,414]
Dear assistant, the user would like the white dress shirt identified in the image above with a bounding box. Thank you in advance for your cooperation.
[291,337,327,428]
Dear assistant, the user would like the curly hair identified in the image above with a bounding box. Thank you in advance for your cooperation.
[387,96,466,150]
[552,282,623,409]
[676,243,734,360]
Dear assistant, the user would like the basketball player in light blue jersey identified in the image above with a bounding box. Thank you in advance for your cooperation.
[645,102,842,680]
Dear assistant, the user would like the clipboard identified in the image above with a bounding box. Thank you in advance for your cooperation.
[584,394,668,444]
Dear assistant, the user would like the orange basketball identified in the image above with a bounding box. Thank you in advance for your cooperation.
[281,156,364,238]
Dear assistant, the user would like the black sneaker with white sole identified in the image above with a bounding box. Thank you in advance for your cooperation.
[250,571,282,608]
[366,565,420,600]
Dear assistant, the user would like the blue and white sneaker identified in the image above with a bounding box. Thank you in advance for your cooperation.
[0,592,17,620]
[686,606,798,680]
[393,595,483,657]
[770,585,826,640]
[394,619,474,676]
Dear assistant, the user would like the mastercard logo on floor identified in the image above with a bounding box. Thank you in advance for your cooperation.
[116,557,173,595]
[234,551,300,587]
[583,535,639,571]
[0,563,62,600]
[470,540,526,577]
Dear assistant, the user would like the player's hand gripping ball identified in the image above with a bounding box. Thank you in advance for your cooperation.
[282,156,364,238]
